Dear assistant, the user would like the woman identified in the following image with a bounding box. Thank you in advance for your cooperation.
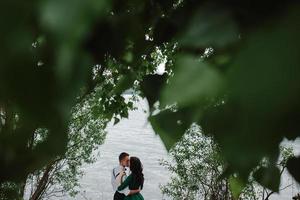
[117,157,144,200]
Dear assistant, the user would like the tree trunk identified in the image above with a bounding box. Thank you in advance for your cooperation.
[29,164,53,200]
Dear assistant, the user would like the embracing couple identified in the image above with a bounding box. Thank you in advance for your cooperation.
[111,152,144,200]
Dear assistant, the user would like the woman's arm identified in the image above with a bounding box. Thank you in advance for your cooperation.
[117,175,132,191]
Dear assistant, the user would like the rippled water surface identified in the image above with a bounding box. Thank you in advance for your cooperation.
[75,97,170,200]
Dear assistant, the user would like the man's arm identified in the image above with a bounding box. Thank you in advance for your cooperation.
[115,170,130,195]
[128,189,141,195]
[118,187,130,196]
[117,174,131,191]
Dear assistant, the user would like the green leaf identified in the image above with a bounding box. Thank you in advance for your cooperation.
[229,176,246,200]
[112,74,135,95]
[162,55,225,107]
[140,74,167,109]
[113,117,120,125]
[287,156,300,183]
[253,166,281,192]
[40,0,110,39]
[199,6,300,185]
[219,166,235,181]
[149,108,194,150]
[178,7,238,48]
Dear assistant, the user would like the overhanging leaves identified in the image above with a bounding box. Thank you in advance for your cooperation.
[253,166,281,192]
[287,156,300,183]
[149,108,195,151]
[178,6,238,48]
[140,74,167,109]
[161,54,225,107]
[229,176,246,200]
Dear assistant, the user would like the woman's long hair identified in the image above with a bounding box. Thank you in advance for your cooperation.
[129,157,144,189]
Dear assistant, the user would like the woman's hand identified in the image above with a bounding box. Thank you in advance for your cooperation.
[120,170,126,176]
[120,170,126,179]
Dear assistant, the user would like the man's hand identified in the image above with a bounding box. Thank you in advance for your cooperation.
[128,189,141,195]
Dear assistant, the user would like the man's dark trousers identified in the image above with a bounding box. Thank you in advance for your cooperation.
[114,191,125,200]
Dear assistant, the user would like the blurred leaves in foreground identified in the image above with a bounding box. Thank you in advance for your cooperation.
[145,0,300,194]
[0,0,300,198]
[0,0,111,183]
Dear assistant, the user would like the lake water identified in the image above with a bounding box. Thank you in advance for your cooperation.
[49,96,299,200]
[75,97,170,200]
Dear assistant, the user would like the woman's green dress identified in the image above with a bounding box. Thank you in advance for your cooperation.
[118,174,144,200]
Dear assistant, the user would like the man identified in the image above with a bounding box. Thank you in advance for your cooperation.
[111,152,140,200]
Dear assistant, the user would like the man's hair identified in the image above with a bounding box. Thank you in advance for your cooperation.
[119,152,129,162]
